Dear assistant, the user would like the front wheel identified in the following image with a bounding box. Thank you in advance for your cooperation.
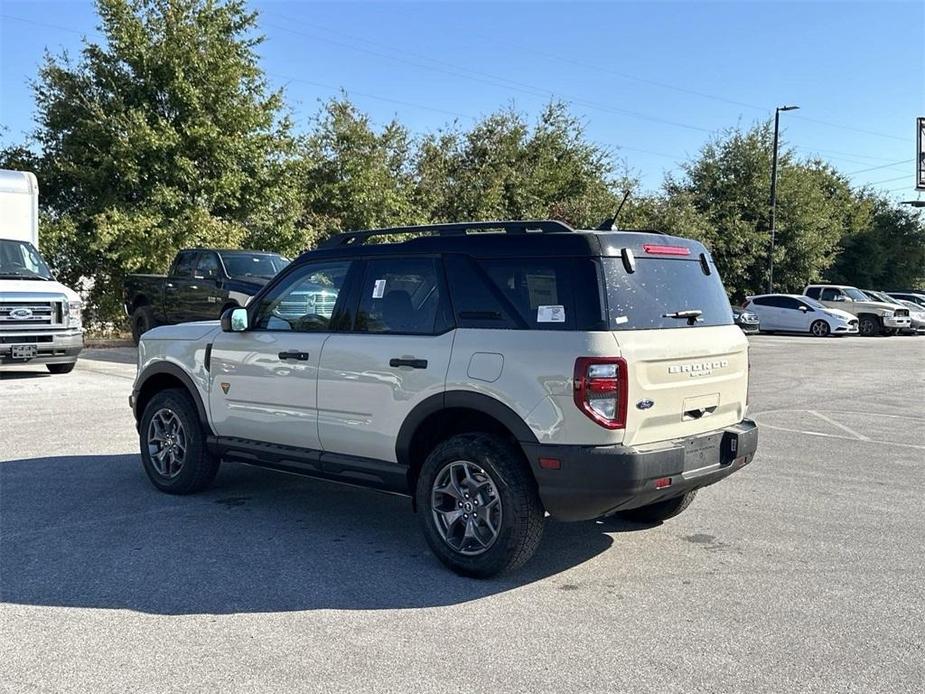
[619,490,698,523]
[139,388,220,494]
[809,320,830,338]
[858,315,880,337]
[416,433,544,578]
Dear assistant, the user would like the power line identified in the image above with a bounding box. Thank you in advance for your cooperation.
[0,13,104,39]
[262,11,910,144]
[261,18,716,135]
[845,159,915,175]
[786,114,906,143]
[863,174,912,186]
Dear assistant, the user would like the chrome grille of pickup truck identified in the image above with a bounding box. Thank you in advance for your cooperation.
[277,290,337,320]
[893,308,909,317]
[0,300,66,329]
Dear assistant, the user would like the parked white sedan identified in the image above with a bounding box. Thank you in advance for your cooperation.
[744,294,859,337]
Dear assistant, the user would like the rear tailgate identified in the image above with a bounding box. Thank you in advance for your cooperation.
[614,326,748,446]
[600,247,748,447]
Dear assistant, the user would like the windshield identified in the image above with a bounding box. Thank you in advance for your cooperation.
[0,239,54,280]
[843,287,869,302]
[602,257,733,330]
[220,252,289,280]
[870,291,894,303]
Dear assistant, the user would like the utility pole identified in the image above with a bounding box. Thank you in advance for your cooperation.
[768,105,799,293]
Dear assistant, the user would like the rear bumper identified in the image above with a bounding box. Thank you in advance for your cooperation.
[523,419,758,521]
[0,330,83,365]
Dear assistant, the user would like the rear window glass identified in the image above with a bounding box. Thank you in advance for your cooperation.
[602,257,733,330]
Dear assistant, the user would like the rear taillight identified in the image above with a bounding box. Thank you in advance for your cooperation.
[573,357,628,429]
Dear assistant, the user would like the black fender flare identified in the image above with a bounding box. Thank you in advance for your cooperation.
[395,390,539,466]
[133,361,213,434]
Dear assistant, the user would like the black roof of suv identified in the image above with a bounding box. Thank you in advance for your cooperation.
[299,220,707,261]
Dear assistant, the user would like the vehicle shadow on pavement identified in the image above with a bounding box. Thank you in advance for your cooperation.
[0,454,650,615]
[0,370,51,380]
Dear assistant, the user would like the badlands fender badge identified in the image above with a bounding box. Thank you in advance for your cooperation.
[220,382,231,395]
[636,399,655,410]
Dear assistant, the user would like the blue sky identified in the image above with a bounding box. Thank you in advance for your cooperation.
[1,1,923,196]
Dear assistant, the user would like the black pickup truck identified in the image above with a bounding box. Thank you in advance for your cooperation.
[124,248,289,343]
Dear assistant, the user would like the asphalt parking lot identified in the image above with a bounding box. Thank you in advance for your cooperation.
[1,335,923,693]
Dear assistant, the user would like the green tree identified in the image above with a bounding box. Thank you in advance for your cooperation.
[828,197,925,289]
[665,122,869,298]
[296,98,418,246]
[26,0,299,321]
[414,103,624,228]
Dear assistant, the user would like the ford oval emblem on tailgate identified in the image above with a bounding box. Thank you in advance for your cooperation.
[636,399,655,410]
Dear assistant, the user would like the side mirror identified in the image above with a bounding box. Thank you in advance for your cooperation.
[221,306,248,332]
[798,305,809,312]
[832,295,845,302]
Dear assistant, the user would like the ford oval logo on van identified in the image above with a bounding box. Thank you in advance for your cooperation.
[636,399,655,410]
[10,308,33,320]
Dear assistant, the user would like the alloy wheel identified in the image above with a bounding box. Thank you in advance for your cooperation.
[811,321,829,337]
[431,460,503,556]
[147,408,187,478]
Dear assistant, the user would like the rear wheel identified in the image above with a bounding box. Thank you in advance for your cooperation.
[858,315,880,337]
[620,490,698,523]
[131,305,156,344]
[416,433,544,578]
[809,320,830,338]
[46,363,76,374]
[139,388,220,494]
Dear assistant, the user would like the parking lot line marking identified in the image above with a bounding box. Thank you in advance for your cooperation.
[806,409,871,441]
[754,421,925,450]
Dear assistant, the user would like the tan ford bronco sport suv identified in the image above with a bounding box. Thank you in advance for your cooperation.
[130,220,758,577]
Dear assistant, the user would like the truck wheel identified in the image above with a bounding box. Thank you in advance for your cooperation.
[416,433,544,578]
[131,305,155,344]
[46,363,76,375]
[858,315,880,337]
[139,388,220,495]
[809,320,830,337]
[619,490,698,523]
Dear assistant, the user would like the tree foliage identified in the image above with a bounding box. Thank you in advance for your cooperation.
[21,0,299,320]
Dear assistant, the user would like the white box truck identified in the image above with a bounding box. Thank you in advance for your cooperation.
[1,169,83,374]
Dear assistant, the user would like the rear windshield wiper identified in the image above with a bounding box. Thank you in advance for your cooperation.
[663,309,703,325]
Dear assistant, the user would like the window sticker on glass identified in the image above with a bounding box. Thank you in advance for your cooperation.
[615,315,629,325]
[372,279,387,299]
[537,305,565,323]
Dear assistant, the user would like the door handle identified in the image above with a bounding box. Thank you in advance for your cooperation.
[166,283,176,291]
[278,351,309,361]
[389,358,428,369]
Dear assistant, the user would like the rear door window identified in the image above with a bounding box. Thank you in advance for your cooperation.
[355,257,448,334]
[602,257,733,330]
[172,252,197,278]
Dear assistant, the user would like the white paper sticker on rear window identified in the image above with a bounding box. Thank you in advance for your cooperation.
[372,279,387,299]
[537,305,565,323]
[615,315,629,325]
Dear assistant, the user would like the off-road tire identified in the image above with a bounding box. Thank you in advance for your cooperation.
[416,433,544,578]
[132,305,156,344]
[139,388,220,495]
[619,490,698,524]
[46,363,76,374]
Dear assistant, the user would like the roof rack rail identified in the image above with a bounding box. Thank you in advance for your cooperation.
[317,219,575,249]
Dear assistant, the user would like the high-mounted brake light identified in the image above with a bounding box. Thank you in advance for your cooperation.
[642,244,690,256]
[573,357,628,429]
